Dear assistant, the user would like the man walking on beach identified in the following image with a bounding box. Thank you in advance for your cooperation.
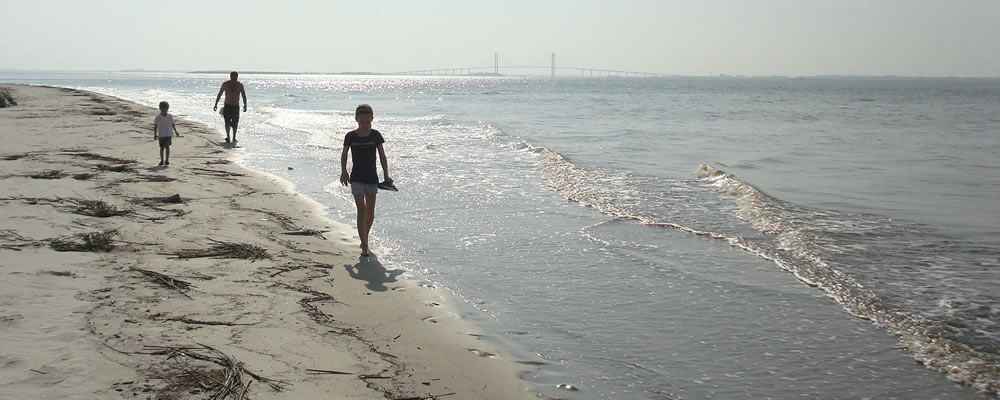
[213,71,247,143]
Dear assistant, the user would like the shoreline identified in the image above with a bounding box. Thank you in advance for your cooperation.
[0,84,536,399]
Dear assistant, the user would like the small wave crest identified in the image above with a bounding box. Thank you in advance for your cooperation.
[695,164,1000,395]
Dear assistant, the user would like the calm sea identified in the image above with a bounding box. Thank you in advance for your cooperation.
[3,71,998,399]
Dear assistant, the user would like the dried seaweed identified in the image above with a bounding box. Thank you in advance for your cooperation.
[266,263,335,277]
[65,152,137,164]
[48,228,118,252]
[144,343,287,396]
[280,229,328,237]
[273,282,344,322]
[70,198,131,217]
[72,172,96,180]
[28,170,66,179]
[96,164,135,173]
[139,174,176,182]
[163,316,258,326]
[172,239,270,261]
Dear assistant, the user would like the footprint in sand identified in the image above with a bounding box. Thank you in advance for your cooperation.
[421,316,438,324]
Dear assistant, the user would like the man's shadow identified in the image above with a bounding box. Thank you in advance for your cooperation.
[345,255,405,292]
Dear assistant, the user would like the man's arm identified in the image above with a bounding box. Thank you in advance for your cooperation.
[214,84,225,110]
[240,85,247,112]
[339,146,351,186]
[377,143,391,182]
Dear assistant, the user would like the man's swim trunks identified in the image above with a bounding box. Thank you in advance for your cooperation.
[222,104,240,128]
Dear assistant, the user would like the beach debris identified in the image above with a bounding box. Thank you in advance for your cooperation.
[0,90,15,107]
[138,174,176,182]
[160,315,258,326]
[139,193,183,204]
[205,159,231,165]
[0,314,23,323]
[130,266,193,299]
[96,163,135,173]
[144,343,288,397]
[28,169,67,179]
[72,172,97,180]
[41,270,77,278]
[272,282,345,322]
[279,228,328,237]
[69,198,131,217]
[390,392,457,400]
[2,152,34,160]
[64,151,138,165]
[171,239,271,261]
[305,368,352,375]
[190,167,246,177]
[556,383,579,391]
[48,228,119,252]
[0,229,36,250]
[266,262,336,277]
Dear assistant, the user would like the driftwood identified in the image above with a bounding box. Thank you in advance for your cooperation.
[163,316,258,326]
[305,368,352,375]
[130,266,193,299]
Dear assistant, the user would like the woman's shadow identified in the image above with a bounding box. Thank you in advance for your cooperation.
[345,255,405,292]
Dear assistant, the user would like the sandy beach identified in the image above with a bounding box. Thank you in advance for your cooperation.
[0,85,535,399]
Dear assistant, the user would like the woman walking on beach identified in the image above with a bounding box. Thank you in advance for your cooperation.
[340,104,392,257]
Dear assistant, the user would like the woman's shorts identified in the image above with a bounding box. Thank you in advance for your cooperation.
[351,182,378,195]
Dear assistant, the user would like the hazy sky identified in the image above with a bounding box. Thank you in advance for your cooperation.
[2,0,999,77]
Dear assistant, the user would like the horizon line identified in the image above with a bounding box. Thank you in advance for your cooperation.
[1,68,999,80]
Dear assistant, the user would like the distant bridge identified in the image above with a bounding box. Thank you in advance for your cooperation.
[392,53,670,78]
[393,66,670,78]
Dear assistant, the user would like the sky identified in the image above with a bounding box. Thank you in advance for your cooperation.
[2,0,999,77]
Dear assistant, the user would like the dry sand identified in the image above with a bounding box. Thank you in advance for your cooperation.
[0,85,537,399]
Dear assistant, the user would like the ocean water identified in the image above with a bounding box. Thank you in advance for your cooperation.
[3,71,998,399]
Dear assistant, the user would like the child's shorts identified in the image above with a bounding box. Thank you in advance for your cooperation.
[351,182,378,195]
[158,137,172,147]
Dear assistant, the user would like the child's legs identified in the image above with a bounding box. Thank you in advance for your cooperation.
[353,194,368,247]
[164,144,170,161]
[362,194,377,237]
